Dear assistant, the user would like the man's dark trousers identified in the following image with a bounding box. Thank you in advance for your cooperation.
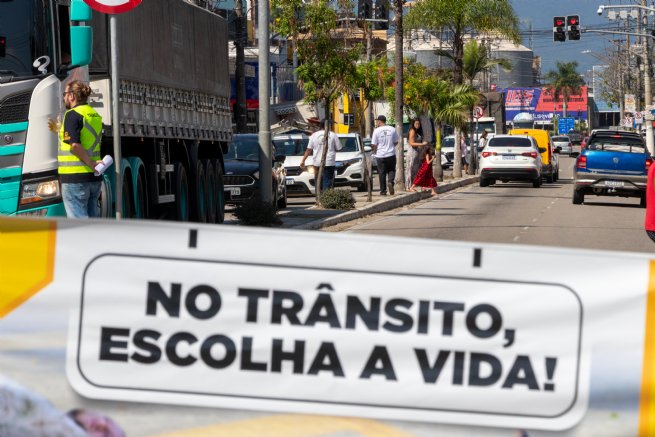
[377,155,396,195]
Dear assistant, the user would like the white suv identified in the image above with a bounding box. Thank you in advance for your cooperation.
[479,134,543,188]
[334,133,371,192]
[273,133,314,196]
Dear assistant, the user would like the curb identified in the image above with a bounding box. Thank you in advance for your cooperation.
[292,175,480,230]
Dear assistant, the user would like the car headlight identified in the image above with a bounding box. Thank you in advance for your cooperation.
[337,158,363,169]
[20,179,61,205]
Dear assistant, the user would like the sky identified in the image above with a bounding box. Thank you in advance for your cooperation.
[510,0,638,80]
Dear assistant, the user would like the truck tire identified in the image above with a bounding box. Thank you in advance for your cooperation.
[204,159,217,223]
[133,170,147,219]
[122,174,134,218]
[572,189,584,205]
[99,175,113,218]
[214,159,225,224]
[174,162,190,221]
[192,160,208,223]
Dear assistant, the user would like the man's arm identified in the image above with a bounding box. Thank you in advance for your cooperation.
[300,136,315,168]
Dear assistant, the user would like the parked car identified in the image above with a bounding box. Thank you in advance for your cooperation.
[274,133,314,197]
[568,130,584,144]
[440,135,471,168]
[224,134,288,208]
[478,134,543,188]
[573,130,651,206]
[552,135,573,156]
[335,133,371,192]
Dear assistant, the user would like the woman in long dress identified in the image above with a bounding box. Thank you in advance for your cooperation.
[405,118,428,190]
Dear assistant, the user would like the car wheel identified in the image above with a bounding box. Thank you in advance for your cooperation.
[641,192,647,208]
[480,178,489,187]
[532,177,542,188]
[572,189,584,205]
[277,183,288,209]
[356,183,366,192]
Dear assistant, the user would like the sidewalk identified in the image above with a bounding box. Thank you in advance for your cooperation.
[278,175,480,230]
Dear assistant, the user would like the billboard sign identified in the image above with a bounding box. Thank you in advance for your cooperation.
[505,87,588,123]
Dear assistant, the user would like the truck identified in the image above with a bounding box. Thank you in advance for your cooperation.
[0,0,231,223]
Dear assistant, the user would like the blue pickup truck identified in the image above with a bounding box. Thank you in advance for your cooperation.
[573,130,652,206]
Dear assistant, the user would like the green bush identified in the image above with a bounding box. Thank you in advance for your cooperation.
[319,189,355,210]
[234,198,282,227]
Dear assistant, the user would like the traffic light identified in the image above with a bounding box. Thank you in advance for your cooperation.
[358,0,372,19]
[553,16,566,42]
[374,0,389,30]
[567,15,580,41]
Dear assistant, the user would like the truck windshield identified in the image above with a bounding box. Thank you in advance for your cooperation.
[475,121,496,134]
[0,0,51,79]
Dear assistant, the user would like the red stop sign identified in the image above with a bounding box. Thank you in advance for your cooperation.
[83,0,142,14]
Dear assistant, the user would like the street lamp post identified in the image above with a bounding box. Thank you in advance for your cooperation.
[597,4,655,154]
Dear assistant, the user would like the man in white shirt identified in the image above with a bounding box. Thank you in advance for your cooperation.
[371,114,399,195]
[300,119,343,191]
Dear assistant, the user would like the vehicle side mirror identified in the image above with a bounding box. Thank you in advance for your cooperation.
[364,145,372,152]
[538,147,547,153]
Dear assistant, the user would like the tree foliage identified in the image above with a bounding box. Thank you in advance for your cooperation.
[544,61,585,117]
[405,0,520,84]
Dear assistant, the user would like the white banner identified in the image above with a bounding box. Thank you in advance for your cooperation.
[2,217,655,434]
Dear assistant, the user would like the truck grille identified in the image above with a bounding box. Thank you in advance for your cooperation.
[224,175,255,186]
[0,91,32,124]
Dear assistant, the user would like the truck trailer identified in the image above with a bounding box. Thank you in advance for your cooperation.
[0,0,231,222]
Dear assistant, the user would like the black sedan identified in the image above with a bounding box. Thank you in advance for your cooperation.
[224,134,288,208]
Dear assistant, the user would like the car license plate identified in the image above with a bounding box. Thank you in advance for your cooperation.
[604,180,624,188]
[226,187,241,196]
[502,155,515,160]
[285,178,295,185]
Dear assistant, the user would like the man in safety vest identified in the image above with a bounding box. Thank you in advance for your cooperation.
[56,80,103,218]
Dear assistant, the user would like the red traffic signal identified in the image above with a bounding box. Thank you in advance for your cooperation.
[553,16,566,42]
[567,15,580,41]
[567,16,578,26]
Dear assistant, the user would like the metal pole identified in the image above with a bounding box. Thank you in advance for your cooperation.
[110,15,122,219]
[258,0,272,203]
[235,0,247,133]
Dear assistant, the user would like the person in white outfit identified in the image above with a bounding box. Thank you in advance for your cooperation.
[371,115,400,195]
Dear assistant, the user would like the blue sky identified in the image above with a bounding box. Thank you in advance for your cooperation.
[511,0,626,79]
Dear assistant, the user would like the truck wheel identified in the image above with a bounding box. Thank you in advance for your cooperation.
[122,174,133,218]
[572,189,584,205]
[174,162,190,221]
[204,160,217,223]
[99,175,113,218]
[192,160,207,223]
[214,159,225,224]
[133,170,147,219]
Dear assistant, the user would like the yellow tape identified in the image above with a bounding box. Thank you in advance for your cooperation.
[640,261,655,435]
[149,414,414,437]
[0,218,56,318]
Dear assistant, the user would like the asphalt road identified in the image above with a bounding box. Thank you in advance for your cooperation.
[343,156,655,254]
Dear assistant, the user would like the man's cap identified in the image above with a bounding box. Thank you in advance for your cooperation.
[376,115,386,122]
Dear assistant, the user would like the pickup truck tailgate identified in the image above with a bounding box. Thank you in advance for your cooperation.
[585,150,647,175]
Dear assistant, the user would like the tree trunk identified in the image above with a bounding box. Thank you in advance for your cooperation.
[394,0,405,189]
[563,96,568,119]
[453,128,462,178]
[434,122,443,182]
[316,101,330,205]
[452,33,464,85]
[234,0,247,133]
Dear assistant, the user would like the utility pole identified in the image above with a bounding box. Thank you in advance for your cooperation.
[365,25,373,138]
[393,0,404,189]
[258,0,272,203]
[643,0,654,154]
[234,0,247,133]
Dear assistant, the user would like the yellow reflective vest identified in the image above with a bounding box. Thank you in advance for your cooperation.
[58,104,102,175]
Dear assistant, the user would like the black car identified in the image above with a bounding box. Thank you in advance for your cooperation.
[224,134,288,208]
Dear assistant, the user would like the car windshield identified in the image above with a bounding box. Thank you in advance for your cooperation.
[442,138,455,148]
[226,137,260,161]
[587,137,647,153]
[489,137,532,148]
[552,137,569,142]
[0,0,52,80]
[338,137,360,153]
[273,137,308,156]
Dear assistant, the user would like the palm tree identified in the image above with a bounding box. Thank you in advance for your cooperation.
[462,40,512,87]
[429,82,479,179]
[544,61,585,119]
[405,0,520,85]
